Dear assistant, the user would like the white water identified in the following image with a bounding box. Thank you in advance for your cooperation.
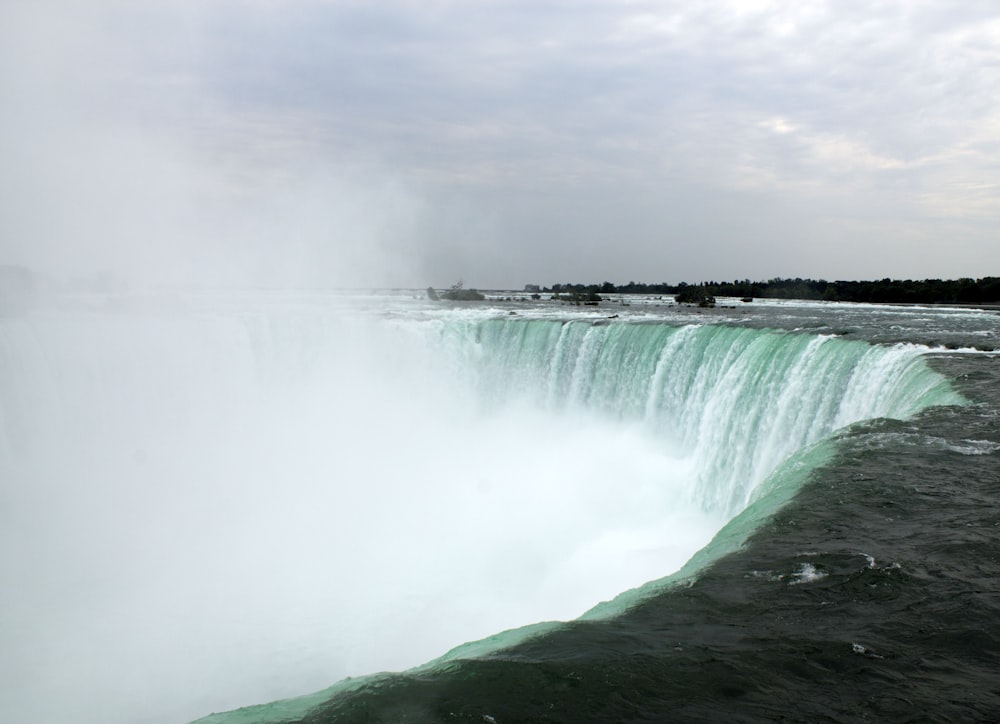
[0,292,960,724]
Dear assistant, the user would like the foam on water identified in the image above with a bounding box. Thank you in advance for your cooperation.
[788,562,827,585]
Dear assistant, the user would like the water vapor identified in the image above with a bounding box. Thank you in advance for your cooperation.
[1,1,435,291]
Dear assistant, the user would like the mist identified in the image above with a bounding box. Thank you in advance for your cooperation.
[1,2,434,291]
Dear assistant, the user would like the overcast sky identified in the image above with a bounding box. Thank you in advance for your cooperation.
[2,0,999,288]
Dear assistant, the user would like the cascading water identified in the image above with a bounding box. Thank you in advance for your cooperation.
[438,318,961,516]
[0,295,963,724]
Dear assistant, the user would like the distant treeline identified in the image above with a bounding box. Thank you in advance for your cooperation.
[541,277,1000,304]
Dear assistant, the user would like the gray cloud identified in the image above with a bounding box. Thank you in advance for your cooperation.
[2,0,998,287]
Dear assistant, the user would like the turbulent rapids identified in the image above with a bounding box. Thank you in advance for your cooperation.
[0,294,968,724]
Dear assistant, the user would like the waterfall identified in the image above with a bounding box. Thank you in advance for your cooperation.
[436,318,962,514]
[0,297,963,724]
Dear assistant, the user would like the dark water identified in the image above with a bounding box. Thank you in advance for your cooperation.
[247,302,1000,723]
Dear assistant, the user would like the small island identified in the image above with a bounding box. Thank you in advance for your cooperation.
[429,281,486,301]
